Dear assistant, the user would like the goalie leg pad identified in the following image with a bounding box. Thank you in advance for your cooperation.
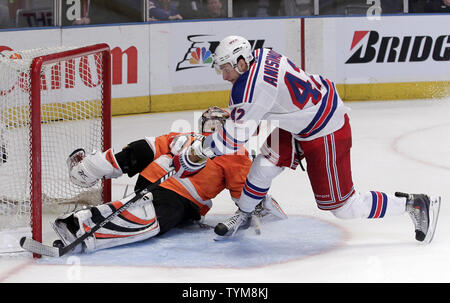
[51,212,83,253]
[52,192,160,253]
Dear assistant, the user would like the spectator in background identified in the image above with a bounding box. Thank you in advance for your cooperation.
[64,0,142,25]
[408,0,425,12]
[379,0,403,14]
[0,1,12,28]
[149,0,182,21]
[233,0,258,17]
[267,0,314,17]
[424,0,450,12]
[178,0,204,19]
[283,0,314,16]
[267,0,281,16]
[202,0,226,18]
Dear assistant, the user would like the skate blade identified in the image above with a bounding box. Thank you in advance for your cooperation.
[423,196,441,244]
[213,235,228,241]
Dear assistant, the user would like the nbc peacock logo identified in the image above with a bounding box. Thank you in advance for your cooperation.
[189,47,213,65]
[176,35,219,71]
[176,34,266,72]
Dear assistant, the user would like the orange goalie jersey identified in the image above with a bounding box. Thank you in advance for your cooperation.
[140,132,252,216]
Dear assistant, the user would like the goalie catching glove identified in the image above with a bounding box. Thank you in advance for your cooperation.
[67,148,123,188]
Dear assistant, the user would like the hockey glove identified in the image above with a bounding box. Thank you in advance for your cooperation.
[169,134,192,155]
[67,148,123,188]
[172,135,215,178]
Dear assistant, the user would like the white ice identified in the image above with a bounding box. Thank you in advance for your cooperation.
[1,97,450,283]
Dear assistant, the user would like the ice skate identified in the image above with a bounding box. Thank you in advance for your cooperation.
[214,209,252,238]
[395,192,441,244]
[253,195,288,220]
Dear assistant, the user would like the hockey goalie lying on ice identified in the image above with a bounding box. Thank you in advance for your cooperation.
[52,106,287,253]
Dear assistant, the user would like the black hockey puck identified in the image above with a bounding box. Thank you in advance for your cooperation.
[53,239,64,248]
[214,223,229,236]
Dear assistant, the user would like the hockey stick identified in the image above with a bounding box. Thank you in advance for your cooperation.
[20,169,176,257]
[252,214,262,235]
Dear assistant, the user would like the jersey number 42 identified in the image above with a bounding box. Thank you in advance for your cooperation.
[284,59,322,110]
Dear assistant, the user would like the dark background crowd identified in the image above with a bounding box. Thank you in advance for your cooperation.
[0,0,448,29]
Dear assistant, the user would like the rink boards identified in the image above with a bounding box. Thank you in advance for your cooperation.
[0,15,448,115]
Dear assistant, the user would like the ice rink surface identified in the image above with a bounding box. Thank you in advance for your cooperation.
[1,97,450,284]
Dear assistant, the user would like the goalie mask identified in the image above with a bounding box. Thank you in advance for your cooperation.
[199,106,230,133]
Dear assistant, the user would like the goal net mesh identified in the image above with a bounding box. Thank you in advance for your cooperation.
[0,46,109,251]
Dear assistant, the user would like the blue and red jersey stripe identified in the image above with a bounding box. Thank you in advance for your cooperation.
[298,77,338,139]
[229,48,263,106]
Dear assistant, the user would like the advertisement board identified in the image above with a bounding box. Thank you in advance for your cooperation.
[63,25,150,100]
[0,25,151,114]
[148,18,301,111]
[167,19,299,93]
[318,15,450,84]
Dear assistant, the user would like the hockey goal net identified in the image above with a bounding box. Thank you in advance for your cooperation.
[0,44,111,255]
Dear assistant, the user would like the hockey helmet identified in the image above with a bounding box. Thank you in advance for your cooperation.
[212,35,253,75]
[199,106,230,133]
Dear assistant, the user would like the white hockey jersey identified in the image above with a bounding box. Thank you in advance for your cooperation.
[204,48,350,156]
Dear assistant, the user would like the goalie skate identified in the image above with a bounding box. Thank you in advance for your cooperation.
[396,192,441,244]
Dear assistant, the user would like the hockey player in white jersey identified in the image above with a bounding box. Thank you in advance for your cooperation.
[172,35,441,243]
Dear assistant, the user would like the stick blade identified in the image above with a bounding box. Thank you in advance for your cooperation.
[252,214,262,235]
[20,237,61,257]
